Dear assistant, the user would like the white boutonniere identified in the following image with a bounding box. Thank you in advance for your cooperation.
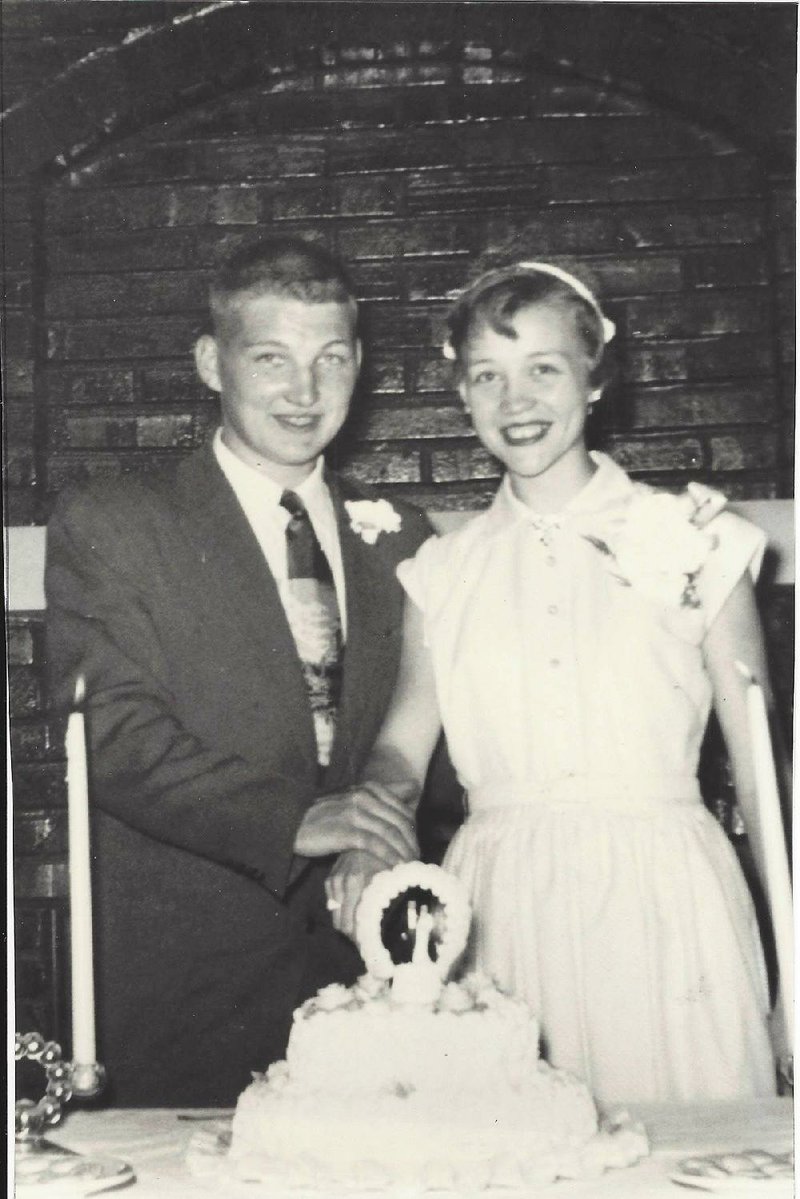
[345,499,402,545]
[585,483,725,609]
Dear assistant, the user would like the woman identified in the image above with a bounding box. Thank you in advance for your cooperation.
[327,261,783,1102]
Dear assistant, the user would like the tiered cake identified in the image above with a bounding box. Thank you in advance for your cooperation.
[228,863,648,1191]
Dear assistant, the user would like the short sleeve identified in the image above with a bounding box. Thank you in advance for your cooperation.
[696,509,767,629]
[396,533,439,614]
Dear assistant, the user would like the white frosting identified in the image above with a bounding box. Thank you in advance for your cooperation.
[228,866,648,1191]
[286,974,541,1097]
[230,973,611,1191]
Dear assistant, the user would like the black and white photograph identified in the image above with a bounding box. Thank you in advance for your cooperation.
[5,2,795,1195]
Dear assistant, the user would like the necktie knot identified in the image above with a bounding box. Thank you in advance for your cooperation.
[280,490,331,582]
[280,489,308,526]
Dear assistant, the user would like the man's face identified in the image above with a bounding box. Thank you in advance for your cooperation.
[195,292,360,486]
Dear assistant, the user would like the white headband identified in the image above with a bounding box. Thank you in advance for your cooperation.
[442,261,615,360]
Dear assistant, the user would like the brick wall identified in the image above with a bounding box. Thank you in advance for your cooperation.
[6,3,794,1050]
[3,3,795,528]
[10,615,70,1037]
[38,66,792,511]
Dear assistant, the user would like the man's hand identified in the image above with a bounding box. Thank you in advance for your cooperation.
[325,849,388,941]
[293,781,418,866]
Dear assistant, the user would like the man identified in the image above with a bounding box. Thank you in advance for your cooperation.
[45,238,440,1105]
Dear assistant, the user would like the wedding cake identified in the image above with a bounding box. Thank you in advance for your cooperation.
[227,863,648,1192]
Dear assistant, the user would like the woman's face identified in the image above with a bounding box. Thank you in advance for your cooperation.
[459,302,595,487]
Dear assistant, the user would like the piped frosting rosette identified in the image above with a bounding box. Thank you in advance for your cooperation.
[355,863,471,1004]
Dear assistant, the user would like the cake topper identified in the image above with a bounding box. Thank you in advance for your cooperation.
[355,863,471,1004]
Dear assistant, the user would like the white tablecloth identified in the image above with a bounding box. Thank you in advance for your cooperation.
[14,1100,793,1198]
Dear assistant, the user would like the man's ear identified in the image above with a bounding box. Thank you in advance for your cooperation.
[194,335,222,394]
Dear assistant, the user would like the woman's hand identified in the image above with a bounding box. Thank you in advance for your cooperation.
[325,848,393,941]
[293,780,418,866]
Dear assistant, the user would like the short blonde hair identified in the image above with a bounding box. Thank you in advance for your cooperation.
[208,237,358,336]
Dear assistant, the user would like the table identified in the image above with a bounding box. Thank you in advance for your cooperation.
[13,1100,793,1197]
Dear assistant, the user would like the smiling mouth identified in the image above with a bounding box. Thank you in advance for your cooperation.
[501,421,551,446]
[274,414,321,432]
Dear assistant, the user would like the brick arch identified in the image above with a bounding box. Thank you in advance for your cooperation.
[40,39,786,508]
[1,3,793,178]
[3,3,794,527]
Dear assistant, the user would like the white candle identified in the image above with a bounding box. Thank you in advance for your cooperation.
[736,662,794,1058]
[66,675,96,1068]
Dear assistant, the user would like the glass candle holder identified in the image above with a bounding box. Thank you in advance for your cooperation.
[14,1031,106,1152]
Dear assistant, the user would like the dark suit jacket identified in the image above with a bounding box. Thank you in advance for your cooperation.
[45,444,437,1105]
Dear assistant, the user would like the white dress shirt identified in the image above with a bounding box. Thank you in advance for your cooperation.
[213,428,348,639]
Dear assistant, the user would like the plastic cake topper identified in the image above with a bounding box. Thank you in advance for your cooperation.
[355,863,471,1004]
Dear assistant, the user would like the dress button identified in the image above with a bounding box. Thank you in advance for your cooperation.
[547,604,559,616]
[546,555,557,567]
[549,657,561,668]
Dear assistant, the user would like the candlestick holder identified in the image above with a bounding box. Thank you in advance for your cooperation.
[14,1032,107,1152]
[14,1034,132,1195]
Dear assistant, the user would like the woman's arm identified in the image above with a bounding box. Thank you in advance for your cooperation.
[361,594,444,806]
[703,572,792,904]
[704,571,793,1070]
[326,594,444,938]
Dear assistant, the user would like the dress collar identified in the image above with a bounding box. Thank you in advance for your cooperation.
[485,452,636,536]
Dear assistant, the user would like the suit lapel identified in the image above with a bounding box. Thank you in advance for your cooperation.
[326,476,396,783]
[174,446,317,768]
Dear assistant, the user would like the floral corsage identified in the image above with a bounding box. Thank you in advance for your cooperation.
[345,499,402,545]
[584,482,725,609]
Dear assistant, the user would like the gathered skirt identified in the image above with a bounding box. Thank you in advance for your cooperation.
[444,784,776,1104]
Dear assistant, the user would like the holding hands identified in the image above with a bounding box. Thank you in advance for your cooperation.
[295,780,419,942]
[294,780,418,867]
[324,848,387,939]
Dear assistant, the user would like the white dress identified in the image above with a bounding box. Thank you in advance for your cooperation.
[398,452,776,1103]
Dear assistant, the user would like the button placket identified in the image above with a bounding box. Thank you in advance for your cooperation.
[537,535,574,768]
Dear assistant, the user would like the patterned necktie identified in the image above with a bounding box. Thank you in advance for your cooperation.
[280,490,343,769]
